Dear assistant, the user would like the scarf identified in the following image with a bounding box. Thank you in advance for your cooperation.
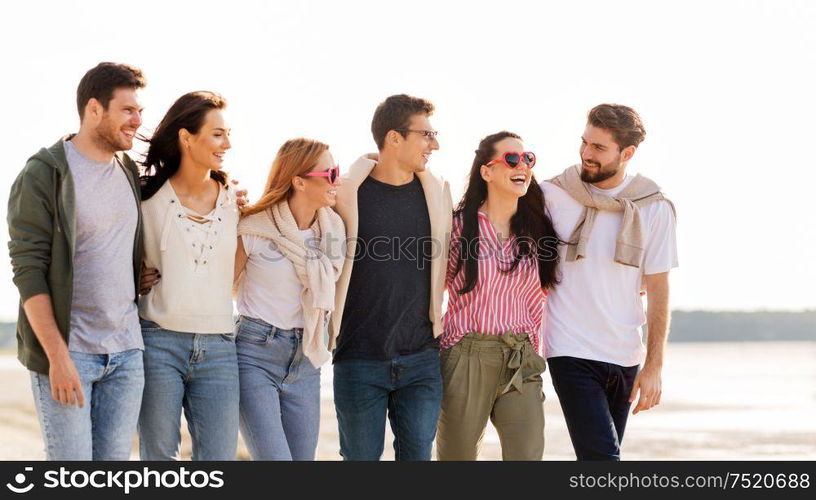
[238,201,345,366]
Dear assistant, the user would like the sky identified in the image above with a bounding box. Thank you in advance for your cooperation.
[0,0,814,320]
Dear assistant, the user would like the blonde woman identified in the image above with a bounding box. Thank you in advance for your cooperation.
[233,139,345,460]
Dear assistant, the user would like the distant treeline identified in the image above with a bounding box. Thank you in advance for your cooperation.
[664,310,816,342]
[0,310,814,349]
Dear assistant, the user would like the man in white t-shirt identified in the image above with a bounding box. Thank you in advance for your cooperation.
[541,104,678,461]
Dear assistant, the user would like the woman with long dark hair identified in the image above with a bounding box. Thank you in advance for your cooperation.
[137,91,240,460]
[232,138,345,460]
[436,131,559,461]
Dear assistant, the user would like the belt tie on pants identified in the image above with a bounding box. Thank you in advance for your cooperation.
[500,330,541,395]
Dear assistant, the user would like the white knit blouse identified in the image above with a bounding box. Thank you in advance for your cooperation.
[138,180,238,334]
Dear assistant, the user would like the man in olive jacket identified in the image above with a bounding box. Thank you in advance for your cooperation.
[7,62,147,460]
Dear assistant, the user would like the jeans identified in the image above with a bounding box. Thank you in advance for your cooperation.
[333,348,443,461]
[29,349,144,460]
[548,356,639,461]
[236,315,321,461]
[138,319,239,461]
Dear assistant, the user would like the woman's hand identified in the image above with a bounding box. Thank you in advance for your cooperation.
[140,263,161,295]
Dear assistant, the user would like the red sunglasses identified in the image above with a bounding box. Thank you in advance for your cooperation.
[486,151,536,169]
[304,165,340,185]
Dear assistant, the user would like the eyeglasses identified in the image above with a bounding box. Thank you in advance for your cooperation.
[304,165,341,185]
[486,151,536,169]
[394,129,439,140]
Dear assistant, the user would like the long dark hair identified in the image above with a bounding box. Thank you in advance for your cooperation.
[454,131,559,294]
[140,91,228,200]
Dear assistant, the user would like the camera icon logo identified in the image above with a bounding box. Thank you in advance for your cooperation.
[6,467,34,494]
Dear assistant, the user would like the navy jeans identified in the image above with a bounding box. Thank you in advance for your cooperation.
[333,348,442,461]
[548,356,639,461]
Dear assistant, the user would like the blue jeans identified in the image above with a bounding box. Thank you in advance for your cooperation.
[138,319,239,461]
[333,348,442,461]
[548,356,639,461]
[235,315,321,460]
[29,349,144,460]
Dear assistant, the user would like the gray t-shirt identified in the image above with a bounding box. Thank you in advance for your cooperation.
[64,141,143,354]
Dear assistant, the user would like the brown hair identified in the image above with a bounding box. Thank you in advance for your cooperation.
[587,103,646,149]
[140,91,228,200]
[241,138,330,217]
[76,62,146,121]
[370,94,435,150]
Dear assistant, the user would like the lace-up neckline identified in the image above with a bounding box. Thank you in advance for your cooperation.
[158,180,232,271]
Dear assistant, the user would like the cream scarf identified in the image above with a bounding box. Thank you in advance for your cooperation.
[550,164,676,268]
[238,201,345,366]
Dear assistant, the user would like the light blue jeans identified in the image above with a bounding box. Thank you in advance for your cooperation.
[236,315,321,460]
[138,319,239,461]
[29,348,144,460]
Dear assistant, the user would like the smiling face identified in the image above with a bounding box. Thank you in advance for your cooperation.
[395,113,439,173]
[182,109,231,171]
[579,124,634,184]
[93,87,143,153]
[301,149,340,208]
[480,137,533,199]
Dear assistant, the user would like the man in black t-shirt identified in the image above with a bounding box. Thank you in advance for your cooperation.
[329,94,453,460]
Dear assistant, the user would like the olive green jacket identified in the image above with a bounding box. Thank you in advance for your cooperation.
[7,135,143,374]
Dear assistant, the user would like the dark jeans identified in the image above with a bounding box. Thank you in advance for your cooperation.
[548,356,639,461]
[333,348,443,461]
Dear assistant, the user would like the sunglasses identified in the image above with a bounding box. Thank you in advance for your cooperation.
[304,165,341,185]
[486,151,536,169]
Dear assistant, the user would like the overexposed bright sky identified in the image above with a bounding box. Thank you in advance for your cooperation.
[0,0,814,321]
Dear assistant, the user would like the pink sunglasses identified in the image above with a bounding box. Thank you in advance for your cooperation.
[304,165,340,185]
[486,151,536,169]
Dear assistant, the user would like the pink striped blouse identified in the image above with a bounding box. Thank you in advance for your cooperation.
[441,212,547,354]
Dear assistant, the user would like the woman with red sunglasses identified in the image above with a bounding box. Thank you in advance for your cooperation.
[232,138,346,460]
[436,131,560,460]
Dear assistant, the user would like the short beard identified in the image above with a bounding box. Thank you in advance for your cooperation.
[94,115,130,154]
[580,158,620,184]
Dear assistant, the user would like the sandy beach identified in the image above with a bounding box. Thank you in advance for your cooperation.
[1,341,814,461]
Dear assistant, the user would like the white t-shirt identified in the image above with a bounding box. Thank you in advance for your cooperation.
[236,230,314,330]
[541,175,678,367]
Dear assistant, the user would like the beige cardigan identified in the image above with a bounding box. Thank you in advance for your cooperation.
[328,153,453,351]
[550,164,677,268]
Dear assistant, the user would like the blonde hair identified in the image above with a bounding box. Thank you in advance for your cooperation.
[242,138,329,216]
